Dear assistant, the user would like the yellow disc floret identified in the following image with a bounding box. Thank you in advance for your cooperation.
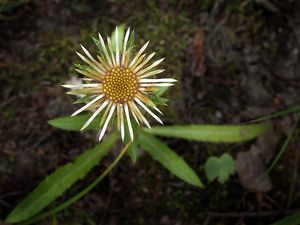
[103,67,138,103]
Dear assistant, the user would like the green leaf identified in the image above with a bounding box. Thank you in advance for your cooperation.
[138,132,203,187]
[143,123,270,143]
[150,94,168,106]
[111,24,125,52]
[6,134,118,224]
[127,140,138,164]
[156,86,170,97]
[272,212,300,225]
[127,30,135,50]
[73,96,95,104]
[19,141,130,225]
[48,114,100,131]
[74,63,89,71]
[204,153,235,184]
[92,37,105,59]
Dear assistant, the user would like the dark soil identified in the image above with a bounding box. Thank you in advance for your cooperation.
[1,0,300,224]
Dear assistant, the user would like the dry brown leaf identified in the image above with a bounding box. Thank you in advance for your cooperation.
[190,29,206,76]
[236,126,279,192]
[236,146,272,192]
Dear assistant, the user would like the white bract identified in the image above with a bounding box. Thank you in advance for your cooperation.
[63,27,176,141]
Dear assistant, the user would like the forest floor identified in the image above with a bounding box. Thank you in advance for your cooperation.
[1,0,300,224]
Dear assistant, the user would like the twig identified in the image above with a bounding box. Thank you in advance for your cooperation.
[24,130,54,153]
[288,139,300,207]
[207,210,296,218]
[0,96,17,109]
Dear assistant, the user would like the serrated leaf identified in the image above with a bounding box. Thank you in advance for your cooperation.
[138,132,203,187]
[143,123,270,143]
[48,114,99,131]
[205,153,235,184]
[73,96,95,104]
[5,134,118,223]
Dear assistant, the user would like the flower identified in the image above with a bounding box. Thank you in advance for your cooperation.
[63,27,176,141]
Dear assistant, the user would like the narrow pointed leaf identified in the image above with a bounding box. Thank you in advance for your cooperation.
[6,134,118,223]
[138,132,203,187]
[48,114,100,131]
[143,123,270,143]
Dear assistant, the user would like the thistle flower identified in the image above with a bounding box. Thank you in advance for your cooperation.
[63,27,176,141]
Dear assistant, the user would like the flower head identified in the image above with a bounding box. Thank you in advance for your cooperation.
[63,27,176,141]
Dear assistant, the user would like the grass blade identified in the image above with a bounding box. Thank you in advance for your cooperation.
[252,105,300,122]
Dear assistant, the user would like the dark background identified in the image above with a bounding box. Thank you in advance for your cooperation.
[1,0,300,224]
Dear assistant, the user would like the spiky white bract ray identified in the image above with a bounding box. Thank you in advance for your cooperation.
[62,83,101,88]
[99,104,116,141]
[121,27,130,66]
[98,33,113,67]
[115,28,120,66]
[80,45,106,72]
[140,83,175,87]
[116,104,121,131]
[128,41,149,68]
[133,52,155,73]
[80,100,109,130]
[106,37,116,66]
[136,58,164,76]
[82,78,93,81]
[130,107,140,125]
[128,101,151,128]
[131,54,146,71]
[139,78,177,83]
[138,69,165,79]
[76,52,105,75]
[64,26,176,142]
[134,98,163,124]
[71,94,104,117]
[124,103,134,141]
[120,105,125,141]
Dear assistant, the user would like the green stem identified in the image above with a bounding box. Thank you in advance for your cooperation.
[288,146,299,208]
[259,118,298,181]
[21,142,131,225]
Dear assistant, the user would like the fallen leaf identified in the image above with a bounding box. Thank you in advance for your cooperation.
[190,29,206,76]
[236,125,280,192]
[236,146,272,192]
